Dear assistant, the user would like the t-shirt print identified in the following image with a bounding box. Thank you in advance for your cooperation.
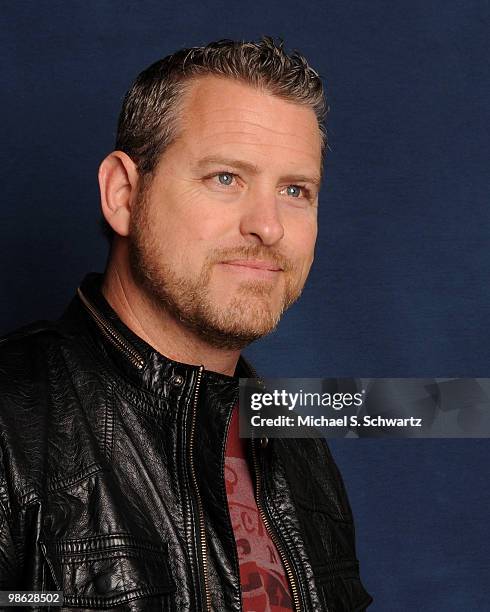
[225,404,293,612]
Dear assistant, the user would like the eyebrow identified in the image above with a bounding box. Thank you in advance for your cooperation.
[194,155,322,187]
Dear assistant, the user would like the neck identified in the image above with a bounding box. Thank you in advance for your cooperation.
[101,244,241,377]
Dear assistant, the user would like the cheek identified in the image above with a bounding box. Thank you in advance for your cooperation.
[287,220,317,283]
[162,186,235,243]
[288,216,317,260]
[149,213,225,273]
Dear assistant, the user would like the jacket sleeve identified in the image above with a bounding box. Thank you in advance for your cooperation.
[0,446,18,587]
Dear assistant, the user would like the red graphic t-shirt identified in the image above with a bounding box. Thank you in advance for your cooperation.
[225,404,293,611]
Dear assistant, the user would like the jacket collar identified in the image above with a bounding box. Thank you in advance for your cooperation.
[63,272,255,396]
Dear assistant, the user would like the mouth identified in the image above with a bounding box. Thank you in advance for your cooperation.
[222,259,282,271]
[218,259,283,280]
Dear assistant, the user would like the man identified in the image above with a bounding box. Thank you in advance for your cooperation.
[0,38,372,611]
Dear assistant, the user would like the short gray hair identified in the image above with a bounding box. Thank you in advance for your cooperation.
[116,36,327,174]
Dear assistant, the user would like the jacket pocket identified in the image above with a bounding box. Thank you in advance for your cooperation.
[313,559,373,612]
[39,533,176,609]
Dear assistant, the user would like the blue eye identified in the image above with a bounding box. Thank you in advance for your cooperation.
[286,185,302,197]
[217,172,234,186]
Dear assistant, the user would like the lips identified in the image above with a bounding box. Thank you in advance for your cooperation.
[221,259,283,271]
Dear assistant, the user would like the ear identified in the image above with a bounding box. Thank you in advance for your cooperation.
[98,151,140,237]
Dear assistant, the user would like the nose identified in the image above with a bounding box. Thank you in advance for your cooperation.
[239,189,284,246]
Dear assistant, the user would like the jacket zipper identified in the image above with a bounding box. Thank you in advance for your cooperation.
[188,365,212,611]
[78,294,298,610]
[77,287,145,370]
[242,364,303,611]
[251,433,302,612]
[79,288,210,608]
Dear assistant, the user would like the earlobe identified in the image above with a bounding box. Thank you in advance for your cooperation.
[99,151,139,237]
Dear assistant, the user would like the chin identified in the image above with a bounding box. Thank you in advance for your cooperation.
[219,313,281,340]
[195,324,277,351]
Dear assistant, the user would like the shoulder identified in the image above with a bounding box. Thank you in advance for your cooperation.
[0,319,81,501]
[0,323,57,501]
[0,319,69,447]
[0,319,62,347]
[0,319,64,390]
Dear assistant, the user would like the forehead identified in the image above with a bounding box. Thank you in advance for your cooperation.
[175,75,322,170]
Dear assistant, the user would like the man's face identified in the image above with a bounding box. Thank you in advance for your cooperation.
[129,76,322,350]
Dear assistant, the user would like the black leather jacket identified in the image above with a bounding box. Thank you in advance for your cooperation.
[0,273,372,611]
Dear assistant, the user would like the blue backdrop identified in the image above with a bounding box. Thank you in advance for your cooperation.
[2,1,489,609]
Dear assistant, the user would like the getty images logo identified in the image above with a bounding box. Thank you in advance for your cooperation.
[250,389,365,412]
